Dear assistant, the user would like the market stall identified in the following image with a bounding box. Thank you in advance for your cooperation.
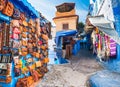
[0,0,49,87]
[88,15,120,61]
[55,30,80,58]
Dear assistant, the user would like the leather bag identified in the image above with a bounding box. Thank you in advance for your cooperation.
[2,1,14,16]
[43,57,49,63]
[13,27,20,34]
[22,40,27,46]
[22,33,27,38]
[13,41,20,48]
[0,0,6,11]
[6,76,12,83]
[35,61,42,67]
[12,8,20,19]
[41,34,48,41]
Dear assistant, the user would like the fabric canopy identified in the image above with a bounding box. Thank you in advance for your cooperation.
[89,16,120,45]
[55,30,77,47]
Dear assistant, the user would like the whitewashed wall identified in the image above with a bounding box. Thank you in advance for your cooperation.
[98,0,114,22]
[91,0,115,28]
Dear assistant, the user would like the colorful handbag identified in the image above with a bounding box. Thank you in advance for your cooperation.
[22,21,28,27]
[30,69,41,82]
[21,52,28,56]
[42,34,48,41]
[40,45,47,50]
[27,43,33,49]
[32,52,36,57]
[41,27,47,34]
[14,68,21,77]
[20,12,25,21]
[23,27,27,32]
[35,53,40,58]
[28,29,32,33]
[6,76,12,83]
[38,41,43,46]
[22,40,27,46]
[26,58,33,63]
[28,19,34,26]
[35,61,42,67]
[0,0,6,11]
[28,39,33,43]
[43,57,49,63]
[19,26,23,32]
[22,33,27,38]
[33,43,37,47]
[27,76,34,86]
[2,1,14,16]
[13,41,20,48]
[11,20,20,28]
[13,56,19,65]
[28,34,32,38]
[32,28,35,33]
[21,67,28,74]
[11,33,19,39]
[13,27,20,34]
[12,8,20,19]
[21,47,28,52]
[28,64,35,70]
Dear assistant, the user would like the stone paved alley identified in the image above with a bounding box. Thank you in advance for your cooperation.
[37,49,103,87]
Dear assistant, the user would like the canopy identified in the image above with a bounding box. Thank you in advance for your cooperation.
[89,15,120,45]
[55,30,77,47]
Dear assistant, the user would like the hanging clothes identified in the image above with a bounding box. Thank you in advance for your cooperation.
[109,39,116,57]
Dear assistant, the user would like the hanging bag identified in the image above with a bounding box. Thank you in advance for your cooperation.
[2,1,14,16]
[35,61,42,67]
[13,41,20,48]
[20,12,25,21]
[43,57,49,63]
[13,27,20,34]
[22,40,27,46]
[0,0,6,11]
[11,20,20,28]
[22,33,27,38]
[41,34,48,41]
[12,8,20,19]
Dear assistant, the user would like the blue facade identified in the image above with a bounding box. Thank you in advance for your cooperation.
[112,0,120,60]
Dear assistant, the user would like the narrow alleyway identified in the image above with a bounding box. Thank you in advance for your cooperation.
[37,48,103,87]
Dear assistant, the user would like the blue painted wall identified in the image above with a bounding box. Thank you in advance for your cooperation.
[111,0,120,60]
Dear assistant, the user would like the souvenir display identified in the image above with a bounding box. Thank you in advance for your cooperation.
[0,0,6,11]
[92,28,117,61]
[2,1,14,16]
[0,0,50,86]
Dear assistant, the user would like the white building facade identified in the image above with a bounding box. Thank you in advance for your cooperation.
[90,0,114,22]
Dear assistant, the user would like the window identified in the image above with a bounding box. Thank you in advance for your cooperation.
[63,23,69,30]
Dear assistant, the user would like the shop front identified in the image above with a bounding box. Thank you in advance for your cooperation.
[0,0,49,87]
[87,15,120,87]
[88,15,120,61]
[55,30,81,59]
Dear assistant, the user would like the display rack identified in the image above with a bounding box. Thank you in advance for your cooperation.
[0,0,49,87]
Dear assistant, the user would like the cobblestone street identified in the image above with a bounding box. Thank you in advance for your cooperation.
[37,49,103,87]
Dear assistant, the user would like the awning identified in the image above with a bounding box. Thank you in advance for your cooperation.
[88,15,120,45]
[55,30,77,47]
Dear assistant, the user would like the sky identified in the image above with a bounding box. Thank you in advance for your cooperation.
[28,0,90,25]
